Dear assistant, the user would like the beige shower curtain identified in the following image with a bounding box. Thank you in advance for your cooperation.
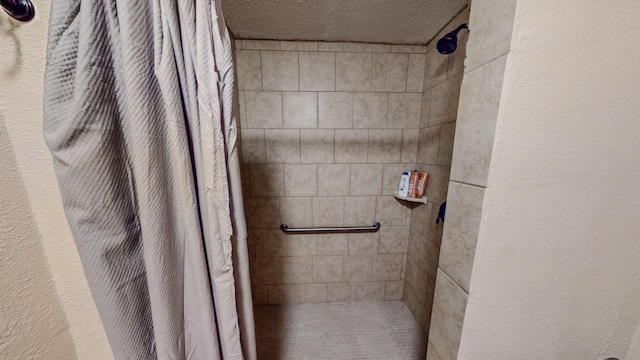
[43,1,255,359]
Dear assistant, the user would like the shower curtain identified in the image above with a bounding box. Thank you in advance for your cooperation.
[43,1,255,359]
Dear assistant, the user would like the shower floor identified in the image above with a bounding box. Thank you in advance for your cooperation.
[255,301,427,360]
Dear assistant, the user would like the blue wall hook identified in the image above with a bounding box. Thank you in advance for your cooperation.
[436,202,446,224]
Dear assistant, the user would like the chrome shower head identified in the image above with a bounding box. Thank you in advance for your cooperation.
[436,23,468,55]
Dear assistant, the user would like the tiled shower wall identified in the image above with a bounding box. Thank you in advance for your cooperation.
[234,39,427,304]
[404,8,470,335]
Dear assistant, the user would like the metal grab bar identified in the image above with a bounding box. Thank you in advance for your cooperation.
[1,0,35,22]
[280,222,380,234]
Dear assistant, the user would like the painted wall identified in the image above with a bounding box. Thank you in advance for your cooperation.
[458,1,640,359]
[0,1,112,358]
[0,115,77,359]
[404,7,469,336]
[235,39,427,304]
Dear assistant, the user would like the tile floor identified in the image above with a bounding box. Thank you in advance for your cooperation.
[255,301,427,359]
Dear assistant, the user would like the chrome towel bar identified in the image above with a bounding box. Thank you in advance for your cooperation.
[280,222,380,234]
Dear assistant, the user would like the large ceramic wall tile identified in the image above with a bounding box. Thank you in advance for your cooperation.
[245,91,282,128]
[236,50,262,90]
[313,256,343,282]
[419,90,431,129]
[424,202,445,246]
[282,92,318,128]
[242,40,279,50]
[404,256,428,305]
[343,255,373,282]
[238,91,247,128]
[343,196,376,226]
[252,285,268,304]
[317,164,350,196]
[409,203,429,236]
[348,233,379,255]
[408,226,440,280]
[376,196,406,226]
[254,228,286,257]
[240,128,266,164]
[382,164,409,196]
[406,54,426,92]
[280,197,313,228]
[350,164,383,195]
[246,198,280,228]
[281,41,318,51]
[391,45,427,53]
[385,281,404,300]
[317,234,349,255]
[424,48,449,88]
[450,56,507,187]
[283,164,317,196]
[447,27,468,76]
[299,52,336,91]
[318,42,355,52]
[265,129,300,163]
[354,43,392,53]
[251,257,282,285]
[312,197,344,226]
[439,182,484,292]
[429,73,463,126]
[261,51,299,91]
[282,256,313,284]
[371,53,408,92]
[300,129,335,163]
[416,126,440,165]
[327,282,385,302]
[334,130,368,163]
[368,129,403,163]
[250,164,284,197]
[336,53,372,91]
[269,284,328,304]
[372,254,404,281]
[318,92,354,128]
[286,234,317,256]
[425,165,451,206]
[465,0,516,72]
[437,122,456,166]
[401,130,419,164]
[429,270,468,360]
[353,93,387,129]
[379,225,409,254]
[388,93,422,129]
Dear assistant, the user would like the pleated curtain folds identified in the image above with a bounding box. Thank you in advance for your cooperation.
[43,1,255,359]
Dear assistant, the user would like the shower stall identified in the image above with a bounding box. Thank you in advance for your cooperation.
[231,7,470,358]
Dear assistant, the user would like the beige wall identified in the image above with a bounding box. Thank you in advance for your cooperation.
[455,1,640,359]
[235,40,427,303]
[0,2,112,359]
[404,8,469,336]
[0,116,77,359]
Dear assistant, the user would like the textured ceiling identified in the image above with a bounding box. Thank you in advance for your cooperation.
[220,0,468,45]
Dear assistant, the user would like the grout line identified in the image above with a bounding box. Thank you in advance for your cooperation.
[449,179,487,190]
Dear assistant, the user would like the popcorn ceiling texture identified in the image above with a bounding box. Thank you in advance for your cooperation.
[235,39,428,305]
[221,0,468,45]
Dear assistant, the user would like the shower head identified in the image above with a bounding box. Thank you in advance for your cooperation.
[436,23,468,55]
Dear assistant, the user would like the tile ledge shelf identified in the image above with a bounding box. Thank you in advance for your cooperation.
[393,191,428,204]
